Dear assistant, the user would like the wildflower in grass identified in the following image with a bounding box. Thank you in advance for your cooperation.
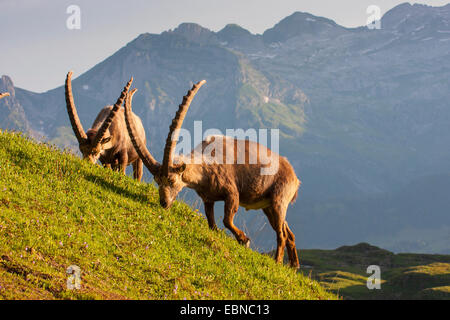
[174,284,178,294]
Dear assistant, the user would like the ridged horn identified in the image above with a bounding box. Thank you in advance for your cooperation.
[91,77,133,149]
[162,80,206,176]
[0,92,10,100]
[124,88,161,176]
[65,71,87,144]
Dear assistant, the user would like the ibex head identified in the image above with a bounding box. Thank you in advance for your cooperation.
[154,162,188,209]
[124,80,206,209]
[65,71,132,163]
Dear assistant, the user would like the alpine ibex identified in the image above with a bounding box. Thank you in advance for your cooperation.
[124,81,301,269]
[65,71,146,180]
[0,92,10,100]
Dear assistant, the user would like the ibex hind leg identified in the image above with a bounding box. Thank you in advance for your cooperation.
[284,221,300,269]
[263,207,288,265]
[264,184,299,268]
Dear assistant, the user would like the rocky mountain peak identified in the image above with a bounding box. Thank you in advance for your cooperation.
[218,24,253,38]
[171,22,216,44]
[262,11,343,43]
[216,24,263,52]
[381,2,450,36]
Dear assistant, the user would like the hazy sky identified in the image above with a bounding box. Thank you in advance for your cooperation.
[1,0,448,92]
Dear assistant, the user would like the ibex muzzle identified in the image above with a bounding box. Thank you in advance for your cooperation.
[65,71,146,180]
[124,80,301,269]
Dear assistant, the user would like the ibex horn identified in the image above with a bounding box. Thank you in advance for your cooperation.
[91,77,133,150]
[162,80,206,176]
[65,71,88,144]
[124,88,161,176]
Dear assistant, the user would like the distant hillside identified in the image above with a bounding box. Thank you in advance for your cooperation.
[2,2,450,253]
[284,173,450,254]
[0,131,334,300]
[297,243,450,300]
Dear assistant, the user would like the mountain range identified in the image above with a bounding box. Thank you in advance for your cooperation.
[1,2,449,253]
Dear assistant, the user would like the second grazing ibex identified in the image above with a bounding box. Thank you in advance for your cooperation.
[124,81,301,268]
[65,71,146,180]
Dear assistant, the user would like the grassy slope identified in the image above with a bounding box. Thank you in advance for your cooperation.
[0,131,335,300]
[298,243,450,300]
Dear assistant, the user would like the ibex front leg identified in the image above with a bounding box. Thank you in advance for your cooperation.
[223,194,250,247]
[118,152,128,175]
[133,159,143,182]
[203,201,218,231]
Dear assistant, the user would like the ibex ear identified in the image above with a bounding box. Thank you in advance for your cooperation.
[175,163,186,174]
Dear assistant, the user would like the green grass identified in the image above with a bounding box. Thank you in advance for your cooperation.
[0,130,335,300]
[297,243,450,300]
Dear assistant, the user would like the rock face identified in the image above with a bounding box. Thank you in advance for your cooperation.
[0,76,30,133]
[4,3,450,252]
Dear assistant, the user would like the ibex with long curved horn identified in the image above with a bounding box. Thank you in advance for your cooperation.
[65,71,146,180]
[0,92,10,100]
[124,81,301,268]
